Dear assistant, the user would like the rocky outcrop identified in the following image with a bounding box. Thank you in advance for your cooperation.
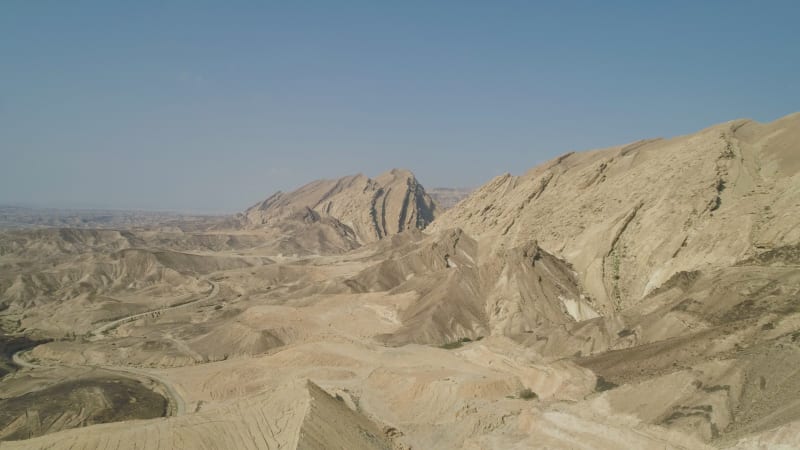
[431,113,800,312]
[243,169,437,245]
[347,228,593,346]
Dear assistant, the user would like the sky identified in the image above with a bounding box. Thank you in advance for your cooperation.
[2,1,798,213]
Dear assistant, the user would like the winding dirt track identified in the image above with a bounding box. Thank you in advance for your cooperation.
[10,280,220,417]
[90,280,219,337]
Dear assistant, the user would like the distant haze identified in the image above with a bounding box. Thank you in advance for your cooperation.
[2,1,798,212]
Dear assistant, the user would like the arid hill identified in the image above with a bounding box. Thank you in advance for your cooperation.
[432,112,800,313]
[2,113,800,449]
[243,168,437,246]
[346,228,594,346]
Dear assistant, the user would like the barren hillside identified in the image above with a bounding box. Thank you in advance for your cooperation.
[433,113,800,313]
[243,169,437,245]
[2,113,800,449]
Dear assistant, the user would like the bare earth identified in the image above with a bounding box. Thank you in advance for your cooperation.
[1,113,799,449]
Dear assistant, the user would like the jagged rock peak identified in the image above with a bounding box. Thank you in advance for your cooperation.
[244,169,437,244]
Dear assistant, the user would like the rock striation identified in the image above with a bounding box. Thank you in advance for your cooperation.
[243,169,437,247]
[432,113,800,313]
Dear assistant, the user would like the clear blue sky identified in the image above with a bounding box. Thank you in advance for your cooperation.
[2,1,798,212]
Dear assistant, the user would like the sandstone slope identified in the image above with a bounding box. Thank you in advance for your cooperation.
[0,380,396,450]
[243,169,437,246]
[345,228,596,346]
[432,112,800,313]
[3,113,800,450]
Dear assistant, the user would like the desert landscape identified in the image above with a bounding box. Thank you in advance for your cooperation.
[1,113,799,449]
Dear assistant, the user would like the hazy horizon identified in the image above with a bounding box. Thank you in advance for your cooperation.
[3,1,799,212]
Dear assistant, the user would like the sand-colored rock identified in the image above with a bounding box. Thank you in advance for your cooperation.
[432,113,800,313]
[0,379,395,450]
[243,169,437,245]
[2,113,800,449]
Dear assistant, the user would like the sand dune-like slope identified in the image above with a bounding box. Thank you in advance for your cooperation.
[0,380,395,450]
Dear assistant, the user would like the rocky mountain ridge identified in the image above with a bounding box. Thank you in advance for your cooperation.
[243,168,437,247]
[432,112,800,314]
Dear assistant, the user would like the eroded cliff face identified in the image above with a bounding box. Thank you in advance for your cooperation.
[432,113,800,312]
[345,228,594,347]
[243,168,437,246]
